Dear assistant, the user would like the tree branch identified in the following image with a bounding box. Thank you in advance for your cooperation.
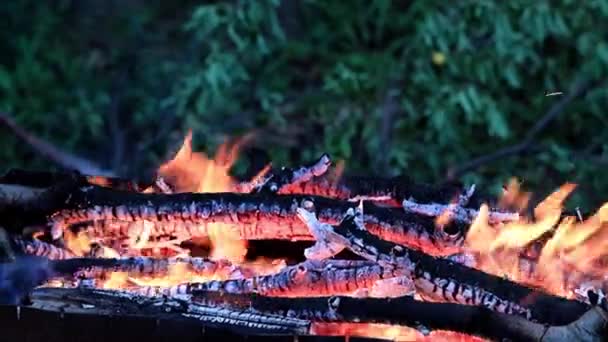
[447,78,595,180]
[0,112,114,177]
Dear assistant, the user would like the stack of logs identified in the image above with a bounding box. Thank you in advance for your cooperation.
[0,154,606,342]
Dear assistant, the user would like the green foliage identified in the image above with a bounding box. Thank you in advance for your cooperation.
[1,0,608,208]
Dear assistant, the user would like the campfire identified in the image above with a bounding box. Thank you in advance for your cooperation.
[1,131,607,341]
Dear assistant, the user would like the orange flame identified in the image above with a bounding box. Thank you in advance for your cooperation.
[155,131,248,263]
[64,131,287,290]
[59,129,608,342]
[157,130,243,193]
[103,272,129,289]
[64,230,92,257]
[311,323,484,341]
[498,178,531,212]
[465,181,608,297]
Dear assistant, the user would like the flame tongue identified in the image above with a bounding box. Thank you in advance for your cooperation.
[156,131,247,263]
[465,180,608,298]
[157,131,240,193]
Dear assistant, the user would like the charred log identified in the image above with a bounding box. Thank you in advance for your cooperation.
[50,256,250,281]
[1,168,496,209]
[27,287,312,336]
[136,260,398,298]
[48,185,469,256]
[279,175,484,207]
[15,287,608,342]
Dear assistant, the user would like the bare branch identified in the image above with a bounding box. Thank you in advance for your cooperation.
[0,112,114,177]
[447,79,595,180]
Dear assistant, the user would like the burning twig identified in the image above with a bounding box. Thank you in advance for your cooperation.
[29,287,311,336]
[48,185,469,256]
[402,199,520,225]
[447,78,594,179]
[299,205,595,326]
[296,206,346,260]
[152,176,173,194]
[48,256,250,282]
[238,154,332,194]
[402,184,520,225]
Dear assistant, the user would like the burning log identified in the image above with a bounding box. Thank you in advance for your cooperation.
[48,256,250,282]
[13,286,608,342]
[192,291,608,342]
[0,165,492,208]
[297,205,597,326]
[47,185,469,256]
[134,259,398,298]
[0,250,606,340]
[4,124,608,342]
[28,287,312,336]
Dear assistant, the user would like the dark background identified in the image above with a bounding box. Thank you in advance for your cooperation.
[1,0,607,209]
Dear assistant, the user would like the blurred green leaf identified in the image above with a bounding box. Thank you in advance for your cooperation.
[1,0,608,209]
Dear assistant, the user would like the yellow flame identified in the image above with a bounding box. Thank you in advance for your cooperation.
[311,323,484,342]
[465,181,608,297]
[64,230,91,257]
[157,131,248,263]
[498,178,531,212]
[102,272,129,289]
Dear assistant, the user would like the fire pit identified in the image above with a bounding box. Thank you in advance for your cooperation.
[0,132,607,341]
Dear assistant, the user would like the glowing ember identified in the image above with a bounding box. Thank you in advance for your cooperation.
[311,323,484,342]
[102,272,129,289]
[64,230,91,257]
[157,130,241,194]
